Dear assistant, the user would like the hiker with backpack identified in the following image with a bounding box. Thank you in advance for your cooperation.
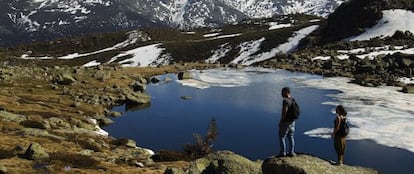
[278,87,300,157]
[332,105,349,165]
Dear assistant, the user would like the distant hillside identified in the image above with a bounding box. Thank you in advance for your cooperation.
[0,14,322,67]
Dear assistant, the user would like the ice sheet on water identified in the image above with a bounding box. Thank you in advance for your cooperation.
[301,77,414,153]
[177,68,255,89]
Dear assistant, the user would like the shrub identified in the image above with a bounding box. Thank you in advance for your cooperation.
[184,118,218,159]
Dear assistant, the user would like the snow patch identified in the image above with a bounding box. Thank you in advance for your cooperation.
[171,0,189,24]
[207,33,242,40]
[337,54,350,60]
[88,118,109,136]
[203,33,220,37]
[268,22,292,30]
[399,77,414,84]
[206,43,231,63]
[311,56,330,61]
[112,44,165,67]
[355,48,414,60]
[315,46,414,61]
[83,60,101,67]
[21,54,52,59]
[231,38,265,64]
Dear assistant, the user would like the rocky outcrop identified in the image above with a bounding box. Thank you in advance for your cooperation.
[115,139,138,148]
[54,73,77,85]
[125,92,151,105]
[262,154,379,174]
[187,151,262,174]
[150,77,161,84]
[130,81,146,93]
[23,142,49,161]
[261,48,414,88]
[402,85,414,93]
[110,111,123,117]
[0,111,27,123]
[321,0,414,43]
[177,72,192,80]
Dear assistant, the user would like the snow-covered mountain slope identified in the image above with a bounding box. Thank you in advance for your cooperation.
[349,9,414,41]
[0,0,345,46]
[320,0,414,43]
[0,0,160,46]
[220,0,344,18]
[16,15,322,67]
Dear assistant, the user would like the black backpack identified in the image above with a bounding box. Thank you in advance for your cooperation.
[287,98,300,121]
[337,118,350,137]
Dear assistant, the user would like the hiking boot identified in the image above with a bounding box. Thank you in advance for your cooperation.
[287,152,296,157]
[335,161,343,166]
[277,153,286,157]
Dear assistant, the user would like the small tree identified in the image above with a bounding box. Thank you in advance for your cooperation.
[184,118,218,159]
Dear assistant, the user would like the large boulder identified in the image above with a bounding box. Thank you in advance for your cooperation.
[188,151,261,174]
[130,81,146,93]
[115,138,137,148]
[126,92,151,105]
[0,111,27,123]
[97,117,114,126]
[262,154,379,174]
[177,71,192,80]
[48,117,70,129]
[23,142,49,160]
[150,77,161,84]
[55,74,77,85]
[402,85,414,94]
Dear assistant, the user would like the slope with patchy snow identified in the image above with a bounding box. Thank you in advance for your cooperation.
[349,9,414,41]
[231,25,319,65]
[108,44,166,67]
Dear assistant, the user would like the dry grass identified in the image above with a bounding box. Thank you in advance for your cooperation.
[0,64,216,173]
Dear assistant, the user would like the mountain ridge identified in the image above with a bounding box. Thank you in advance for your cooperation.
[0,0,345,46]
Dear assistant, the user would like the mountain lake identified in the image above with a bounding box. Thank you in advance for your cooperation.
[105,68,414,174]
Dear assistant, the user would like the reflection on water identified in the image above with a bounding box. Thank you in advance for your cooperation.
[105,68,414,174]
[125,103,151,112]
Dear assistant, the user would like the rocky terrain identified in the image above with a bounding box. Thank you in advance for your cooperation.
[258,38,414,90]
[0,63,215,173]
[0,0,413,173]
[0,62,381,174]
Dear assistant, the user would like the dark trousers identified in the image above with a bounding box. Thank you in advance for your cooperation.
[334,136,346,164]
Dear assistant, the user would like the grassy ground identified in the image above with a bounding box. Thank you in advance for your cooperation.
[0,63,214,173]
